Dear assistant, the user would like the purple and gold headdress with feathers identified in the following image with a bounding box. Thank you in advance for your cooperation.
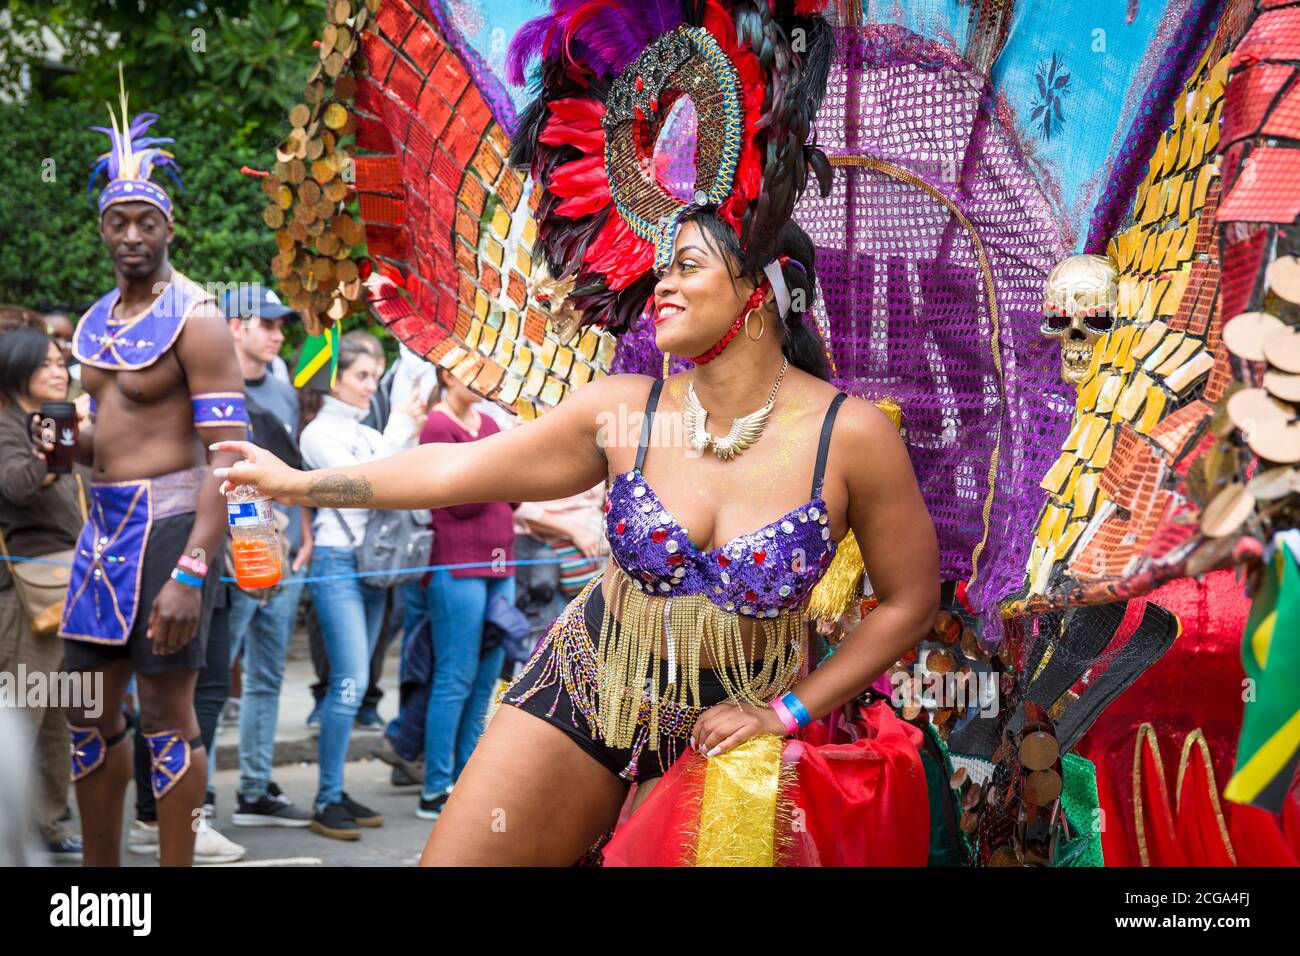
[88,66,181,220]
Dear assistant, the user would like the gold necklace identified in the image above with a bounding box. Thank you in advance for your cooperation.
[684,358,788,461]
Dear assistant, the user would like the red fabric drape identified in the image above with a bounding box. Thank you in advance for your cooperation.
[786,703,930,866]
[602,702,929,866]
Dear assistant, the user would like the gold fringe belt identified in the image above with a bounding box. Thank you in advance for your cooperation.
[592,566,807,751]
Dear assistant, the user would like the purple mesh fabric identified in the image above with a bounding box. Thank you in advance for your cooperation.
[793,24,1072,624]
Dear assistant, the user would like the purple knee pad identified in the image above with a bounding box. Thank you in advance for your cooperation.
[143,730,201,799]
[69,724,127,782]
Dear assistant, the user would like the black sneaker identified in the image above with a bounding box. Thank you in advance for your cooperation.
[416,789,452,821]
[232,789,312,828]
[310,802,360,841]
[391,765,420,787]
[354,705,384,731]
[339,791,383,827]
[373,737,423,787]
[48,835,83,863]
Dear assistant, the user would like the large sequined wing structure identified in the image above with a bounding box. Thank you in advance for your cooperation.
[346,0,618,419]
[1008,0,1300,614]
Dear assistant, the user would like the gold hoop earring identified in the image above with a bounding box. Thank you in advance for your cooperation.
[744,309,765,341]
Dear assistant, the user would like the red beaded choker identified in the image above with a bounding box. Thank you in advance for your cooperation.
[688,256,792,364]
[690,282,770,364]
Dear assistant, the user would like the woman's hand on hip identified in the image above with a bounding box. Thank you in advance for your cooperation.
[689,700,787,758]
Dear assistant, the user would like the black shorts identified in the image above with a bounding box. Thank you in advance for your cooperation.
[501,581,730,784]
[63,512,222,675]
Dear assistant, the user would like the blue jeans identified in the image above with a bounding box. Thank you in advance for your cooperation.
[386,580,430,746]
[308,547,387,807]
[424,570,513,797]
[228,570,305,800]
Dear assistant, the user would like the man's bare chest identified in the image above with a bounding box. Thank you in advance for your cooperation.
[83,352,186,407]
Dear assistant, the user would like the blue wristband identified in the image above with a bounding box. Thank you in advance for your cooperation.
[170,567,204,589]
[779,691,812,728]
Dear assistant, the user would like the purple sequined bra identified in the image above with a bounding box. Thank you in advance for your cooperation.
[604,382,847,616]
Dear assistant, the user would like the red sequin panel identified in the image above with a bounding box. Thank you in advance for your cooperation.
[1218,62,1293,145]
[1230,6,1300,65]
[1261,75,1300,139]
[353,156,403,194]
[1202,341,1235,404]
[1218,145,1300,223]
[1072,513,1139,582]
[1217,227,1269,324]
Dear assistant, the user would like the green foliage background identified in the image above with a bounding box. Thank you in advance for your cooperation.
[0,102,277,311]
[0,0,392,358]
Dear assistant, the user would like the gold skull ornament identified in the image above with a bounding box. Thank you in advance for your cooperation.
[1042,254,1118,385]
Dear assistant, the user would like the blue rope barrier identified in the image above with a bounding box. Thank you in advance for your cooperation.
[1,552,593,585]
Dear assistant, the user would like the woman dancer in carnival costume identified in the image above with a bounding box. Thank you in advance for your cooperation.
[216,0,940,865]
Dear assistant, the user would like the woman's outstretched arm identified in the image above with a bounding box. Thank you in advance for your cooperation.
[214,373,651,511]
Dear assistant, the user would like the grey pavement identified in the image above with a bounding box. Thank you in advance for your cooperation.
[122,760,433,867]
[212,633,397,771]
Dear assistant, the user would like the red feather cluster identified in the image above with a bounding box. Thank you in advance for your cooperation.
[540,0,766,292]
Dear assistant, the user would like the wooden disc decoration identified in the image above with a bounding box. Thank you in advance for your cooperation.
[1247,466,1299,501]
[1024,769,1062,806]
[1227,388,1289,432]
[263,0,365,330]
[1264,369,1300,402]
[1223,311,1286,362]
[1248,417,1300,465]
[1200,482,1256,538]
[1264,326,1300,374]
[1267,256,1300,305]
[1018,731,1060,771]
[323,103,349,130]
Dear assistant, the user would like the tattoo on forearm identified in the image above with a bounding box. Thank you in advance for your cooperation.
[306,473,374,507]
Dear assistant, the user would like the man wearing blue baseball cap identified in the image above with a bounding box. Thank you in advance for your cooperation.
[218,283,315,828]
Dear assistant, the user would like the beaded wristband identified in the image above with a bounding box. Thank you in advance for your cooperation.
[176,554,208,577]
[170,568,204,589]
[770,697,800,735]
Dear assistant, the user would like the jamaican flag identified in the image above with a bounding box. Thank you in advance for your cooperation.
[1224,534,1300,812]
[294,326,338,391]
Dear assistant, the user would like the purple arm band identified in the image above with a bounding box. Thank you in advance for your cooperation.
[191,392,248,429]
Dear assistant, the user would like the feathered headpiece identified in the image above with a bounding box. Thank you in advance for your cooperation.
[508,0,834,333]
[88,65,181,220]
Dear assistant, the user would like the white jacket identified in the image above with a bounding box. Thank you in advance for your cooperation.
[299,395,419,548]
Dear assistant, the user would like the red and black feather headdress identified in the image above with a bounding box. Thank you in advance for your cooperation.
[508,0,834,333]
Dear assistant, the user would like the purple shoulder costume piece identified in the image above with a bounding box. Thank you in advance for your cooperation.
[72,271,212,373]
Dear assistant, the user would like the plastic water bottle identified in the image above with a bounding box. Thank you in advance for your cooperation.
[225,484,282,589]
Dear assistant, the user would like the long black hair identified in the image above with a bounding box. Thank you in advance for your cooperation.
[678,206,830,381]
[0,326,56,407]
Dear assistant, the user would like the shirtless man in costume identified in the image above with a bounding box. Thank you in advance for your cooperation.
[62,81,247,866]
